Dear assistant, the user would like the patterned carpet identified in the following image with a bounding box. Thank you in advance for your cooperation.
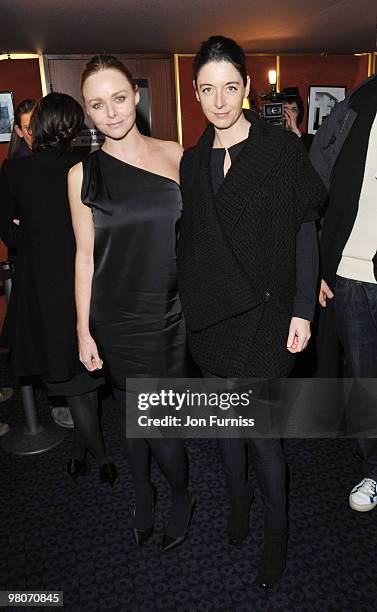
[0,363,376,612]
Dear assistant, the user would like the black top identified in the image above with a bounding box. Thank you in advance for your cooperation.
[210,139,318,321]
[81,149,191,387]
[0,148,92,382]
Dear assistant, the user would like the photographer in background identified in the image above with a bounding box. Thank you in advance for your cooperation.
[284,94,314,151]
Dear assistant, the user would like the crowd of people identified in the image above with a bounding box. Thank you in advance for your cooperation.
[0,35,376,589]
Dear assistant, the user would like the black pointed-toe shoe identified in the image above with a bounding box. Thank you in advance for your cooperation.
[132,484,157,546]
[254,527,288,589]
[228,483,254,546]
[133,510,154,546]
[66,458,89,482]
[99,462,118,488]
[161,493,196,553]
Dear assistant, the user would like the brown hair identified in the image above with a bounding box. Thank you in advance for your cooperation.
[8,98,36,159]
[81,54,136,92]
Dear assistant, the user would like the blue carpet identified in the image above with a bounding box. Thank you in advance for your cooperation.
[0,367,376,611]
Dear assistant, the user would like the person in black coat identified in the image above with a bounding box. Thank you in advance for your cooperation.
[0,93,116,484]
[177,37,326,589]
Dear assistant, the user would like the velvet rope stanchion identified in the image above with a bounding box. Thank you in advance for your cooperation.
[0,260,66,455]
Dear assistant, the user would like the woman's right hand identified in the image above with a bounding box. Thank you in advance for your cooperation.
[78,333,103,371]
[319,279,334,307]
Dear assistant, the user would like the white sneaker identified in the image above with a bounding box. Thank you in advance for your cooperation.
[349,478,377,512]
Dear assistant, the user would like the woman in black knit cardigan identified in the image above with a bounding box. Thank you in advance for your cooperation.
[177,36,326,589]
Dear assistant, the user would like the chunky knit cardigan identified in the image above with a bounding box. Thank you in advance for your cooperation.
[178,110,326,377]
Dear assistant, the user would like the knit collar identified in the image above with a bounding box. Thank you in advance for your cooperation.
[195,109,287,235]
[197,108,258,151]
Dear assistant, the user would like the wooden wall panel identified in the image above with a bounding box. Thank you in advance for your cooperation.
[45,55,177,141]
[280,54,369,132]
[245,56,278,113]
[176,56,207,150]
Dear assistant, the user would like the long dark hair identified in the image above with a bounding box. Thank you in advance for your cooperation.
[8,98,36,159]
[193,36,248,86]
[30,93,85,153]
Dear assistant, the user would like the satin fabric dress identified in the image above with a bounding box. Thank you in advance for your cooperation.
[81,149,191,388]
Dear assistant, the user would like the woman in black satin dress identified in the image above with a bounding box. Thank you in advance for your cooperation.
[68,55,195,551]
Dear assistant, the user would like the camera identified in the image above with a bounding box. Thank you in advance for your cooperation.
[262,102,284,125]
[260,87,300,127]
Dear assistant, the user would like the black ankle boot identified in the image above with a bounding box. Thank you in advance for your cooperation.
[99,462,118,487]
[132,484,158,546]
[161,493,196,553]
[255,526,288,589]
[228,483,253,545]
[66,458,89,481]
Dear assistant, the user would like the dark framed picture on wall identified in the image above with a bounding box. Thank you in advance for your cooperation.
[0,91,14,142]
[307,85,347,134]
[135,78,151,136]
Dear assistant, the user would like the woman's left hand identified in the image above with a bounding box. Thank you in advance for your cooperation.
[286,317,311,353]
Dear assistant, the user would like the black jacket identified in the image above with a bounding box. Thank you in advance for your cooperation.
[309,74,377,192]
[178,110,326,377]
[0,147,85,381]
[309,74,377,376]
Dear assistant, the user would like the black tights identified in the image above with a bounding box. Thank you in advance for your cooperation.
[201,369,287,531]
[67,391,109,467]
[217,437,287,530]
[113,388,190,533]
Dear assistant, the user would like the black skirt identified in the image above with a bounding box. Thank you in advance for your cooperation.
[45,370,105,397]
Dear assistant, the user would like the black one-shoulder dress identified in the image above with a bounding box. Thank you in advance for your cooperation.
[81,149,191,388]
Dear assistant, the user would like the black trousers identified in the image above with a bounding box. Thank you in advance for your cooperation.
[201,370,287,529]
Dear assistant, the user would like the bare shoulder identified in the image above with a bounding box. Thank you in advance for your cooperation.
[68,161,83,182]
[149,137,183,162]
[67,162,84,209]
[161,139,184,156]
